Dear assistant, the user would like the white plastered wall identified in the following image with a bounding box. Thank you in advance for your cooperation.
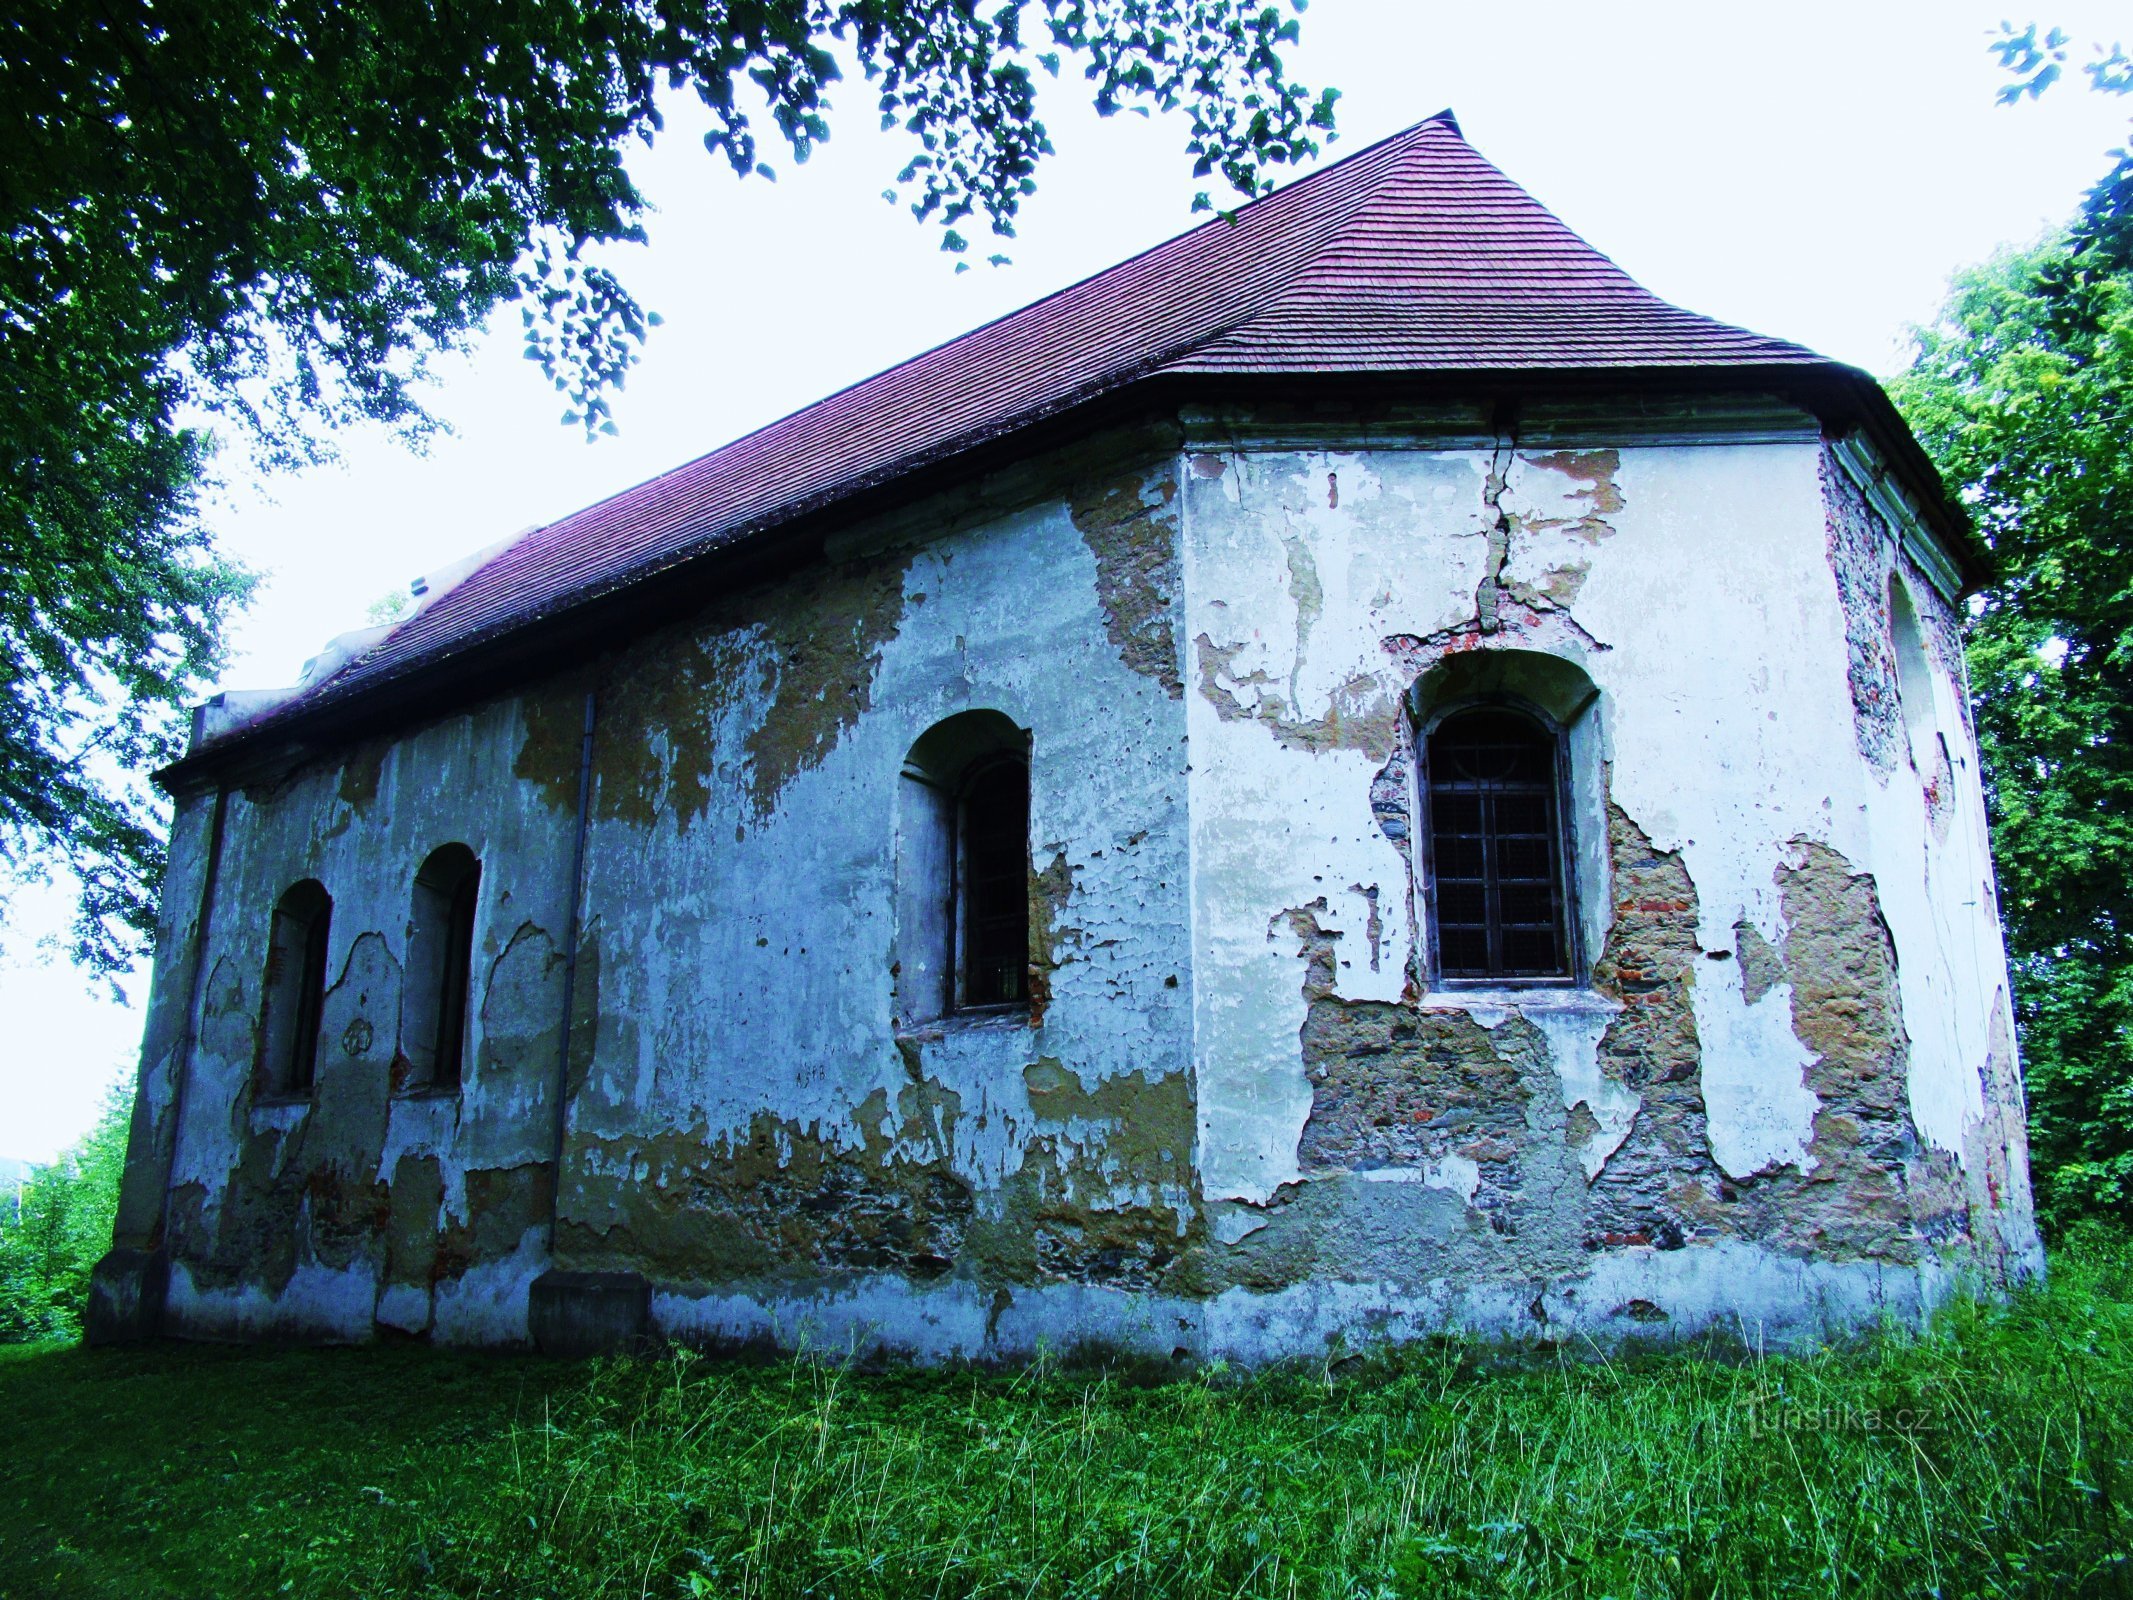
[1181,419,2026,1247]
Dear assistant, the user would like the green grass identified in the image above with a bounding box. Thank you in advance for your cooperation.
[3,1243,2131,1599]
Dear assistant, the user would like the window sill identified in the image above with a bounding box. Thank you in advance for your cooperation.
[896,1006,1033,1043]
[247,1094,314,1130]
[1418,986,1620,1020]
[393,1083,463,1102]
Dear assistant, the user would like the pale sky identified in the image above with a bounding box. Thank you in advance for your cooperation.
[5,0,2130,1162]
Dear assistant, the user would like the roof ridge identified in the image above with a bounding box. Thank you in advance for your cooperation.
[352,127,1437,656]
[1130,120,1448,377]
[1165,116,1820,376]
[1152,120,1487,375]
[336,125,1438,690]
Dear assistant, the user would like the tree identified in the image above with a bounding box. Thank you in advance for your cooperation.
[1893,244,2133,1225]
[2,0,1338,982]
[0,1082,129,1341]
[1889,31,2133,1225]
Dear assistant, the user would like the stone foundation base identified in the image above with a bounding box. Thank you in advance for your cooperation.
[85,1248,168,1346]
[529,1270,652,1358]
[141,1243,2012,1362]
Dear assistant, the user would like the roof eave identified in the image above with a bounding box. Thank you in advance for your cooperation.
[1785,364,1989,594]
[153,376,1187,793]
[158,360,1979,792]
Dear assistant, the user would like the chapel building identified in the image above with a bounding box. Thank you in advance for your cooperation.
[91,113,2041,1358]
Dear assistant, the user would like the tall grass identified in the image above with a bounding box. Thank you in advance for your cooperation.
[3,1238,2129,1598]
[411,1246,2133,1598]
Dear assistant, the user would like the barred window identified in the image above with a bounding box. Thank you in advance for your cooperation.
[897,712,1031,1026]
[1425,707,1570,982]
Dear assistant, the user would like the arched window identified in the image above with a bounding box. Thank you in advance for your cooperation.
[403,844,481,1091]
[1423,706,1572,983]
[258,879,332,1097]
[897,712,1032,1025]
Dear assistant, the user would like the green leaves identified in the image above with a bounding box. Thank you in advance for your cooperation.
[1891,35,2133,1225]
[0,1082,130,1340]
[1,0,1334,978]
[1991,22,2070,103]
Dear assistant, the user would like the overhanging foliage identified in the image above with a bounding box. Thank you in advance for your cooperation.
[0,0,1335,978]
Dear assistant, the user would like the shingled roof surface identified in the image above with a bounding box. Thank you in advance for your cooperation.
[218,111,1836,747]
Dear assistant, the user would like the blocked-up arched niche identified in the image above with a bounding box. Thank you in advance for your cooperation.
[1405,650,1604,990]
[257,879,333,1098]
[402,843,482,1091]
[1888,575,1941,769]
[896,711,1032,1026]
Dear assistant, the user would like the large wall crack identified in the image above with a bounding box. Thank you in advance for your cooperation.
[1474,432,1517,634]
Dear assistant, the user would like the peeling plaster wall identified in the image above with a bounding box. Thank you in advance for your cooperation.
[549,457,1198,1316]
[140,699,581,1343]
[117,402,2037,1361]
[113,786,222,1256]
[128,433,1200,1351]
[1180,412,2040,1345]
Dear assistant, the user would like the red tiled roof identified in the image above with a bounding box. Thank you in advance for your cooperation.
[204,111,1840,753]
[1164,121,1818,373]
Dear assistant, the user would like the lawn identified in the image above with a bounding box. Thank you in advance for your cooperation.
[2,1243,2130,1599]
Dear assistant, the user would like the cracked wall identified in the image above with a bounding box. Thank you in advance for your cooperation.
[125,695,578,1343]
[551,447,1197,1338]
[122,435,1199,1352]
[1816,447,2035,1273]
[114,405,2035,1360]
[1181,413,2039,1345]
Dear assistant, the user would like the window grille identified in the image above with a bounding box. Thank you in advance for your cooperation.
[1425,708,1570,981]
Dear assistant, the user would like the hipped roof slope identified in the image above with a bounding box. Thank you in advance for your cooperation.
[179,111,1949,772]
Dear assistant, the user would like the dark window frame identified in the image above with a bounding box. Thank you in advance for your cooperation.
[953,750,1032,1014]
[435,864,479,1087]
[256,879,333,1100]
[1417,697,1580,989]
[404,843,482,1094]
